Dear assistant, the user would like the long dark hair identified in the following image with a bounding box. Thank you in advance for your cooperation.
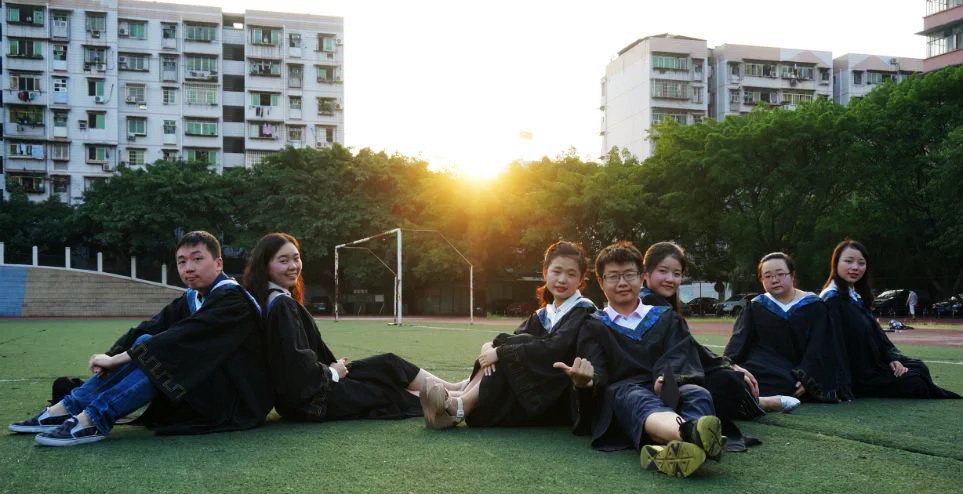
[243,232,305,308]
[822,240,874,307]
[535,241,589,307]
[642,241,688,313]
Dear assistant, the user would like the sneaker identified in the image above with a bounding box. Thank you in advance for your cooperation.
[8,408,71,434]
[679,415,725,461]
[35,418,105,447]
[641,441,707,478]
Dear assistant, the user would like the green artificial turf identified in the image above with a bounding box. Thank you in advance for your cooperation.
[1,319,960,493]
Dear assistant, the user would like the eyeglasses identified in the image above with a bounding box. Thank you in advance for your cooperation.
[602,271,640,284]
[762,272,792,281]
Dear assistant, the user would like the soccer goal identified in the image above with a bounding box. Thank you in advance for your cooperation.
[334,228,474,325]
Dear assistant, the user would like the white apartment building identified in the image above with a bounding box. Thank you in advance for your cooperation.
[2,0,344,204]
[600,34,709,160]
[833,54,923,105]
[708,44,832,121]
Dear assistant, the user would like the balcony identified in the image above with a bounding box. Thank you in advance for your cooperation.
[4,89,45,105]
[163,133,177,145]
[53,126,68,138]
[185,69,219,82]
[248,45,281,59]
[162,69,179,82]
[6,122,46,138]
[288,46,302,58]
[162,37,178,50]
[51,18,70,39]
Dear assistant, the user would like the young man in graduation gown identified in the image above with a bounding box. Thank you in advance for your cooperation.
[555,241,723,478]
[9,231,273,446]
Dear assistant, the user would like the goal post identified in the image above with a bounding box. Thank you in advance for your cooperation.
[334,227,474,325]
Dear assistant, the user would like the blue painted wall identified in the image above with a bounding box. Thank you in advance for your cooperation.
[0,266,27,316]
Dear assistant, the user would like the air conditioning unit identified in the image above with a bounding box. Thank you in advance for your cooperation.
[90,30,101,38]
[95,96,106,104]
[126,96,137,103]
[96,63,107,72]
[336,38,343,45]
[119,27,128,36]
[78,120,88,129]
[127,133,136,141]
[119,56,128,69]
[102,163,114,172]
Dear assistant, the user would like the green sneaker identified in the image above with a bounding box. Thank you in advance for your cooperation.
[641,441,707,478]
[679,415,725,461]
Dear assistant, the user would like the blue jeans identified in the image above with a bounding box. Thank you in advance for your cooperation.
[61,334,158,435]
[612,382,715,449]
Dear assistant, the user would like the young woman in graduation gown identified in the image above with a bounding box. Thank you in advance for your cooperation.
[243,233,462,422]
[420,241,597,428]
[820,240,959,399]
[724,252,852,403]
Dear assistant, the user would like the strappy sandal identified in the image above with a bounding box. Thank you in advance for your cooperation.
[420,379,464,429]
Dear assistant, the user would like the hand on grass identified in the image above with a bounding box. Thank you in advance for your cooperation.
[554,357,594,388]
[890,360,908,377]
[732,364,760,398]
[793,381,806,398]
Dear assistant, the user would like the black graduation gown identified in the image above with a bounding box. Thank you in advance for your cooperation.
[467,301,596,427]
[265,294,422,421]
[108,279,273,435]
[724,294,851,402]
[572,307,707,451]
[821,287,960,399]
[640,288,764,449]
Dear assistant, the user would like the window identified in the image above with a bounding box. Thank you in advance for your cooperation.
[652,54,688,70]
[127,117,146,136]
[223,106,244,122]
[289,96,302,109]
[184,84,218,105]
[249,59,281,76]
[125,84,146,104]
[7,39,44,58]
[119,20,147,39]
[162,23,177,39]
[652,112,687,125]
[251,92,279,106]
[10,72,42,91]
[162,149,179,161]
[53,111,69,128]
[84,47,107,65]
[119,53,149,71]
[744,63,763,77]
[797,66,814,80]
[783,92,814,105]
[251,27,280,46]
[186,55,218,74]
[52,175,70,193]
[288,65,303,87]
[224,74,245,91]
[289,33,302,47]
[8,142,44,159]
[185,149,217,165]
[729,89,740,104]
[87,79,105,97]
[317,97,338,114]
[7,5,44,25]
[185,119,218,136]
[820,68,830,82]
[10,107,44,125]
[53,44,68,61]
[691,87,703,104]
[85,13,106,33]
[728,63,740,77]
[316,125,336,144]
[866,72,884,85]
[316,65,337,82]
[224,137,245,153]
[651,80,689,99]
[86,145,109,162]
[87,112,106,129]
[127,148,146,166]
[164,120,177,134]
[288,126,304,142]
[853,71,863,85]
[163,87,177,105]
[223,44,244,61]
[185,23,217,42]
[7,175,46,194]
[318,34,337,52]
[250,122,279,139]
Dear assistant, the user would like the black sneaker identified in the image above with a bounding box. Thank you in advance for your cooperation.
[8,408,71,434]
[35,418,106,447]
[679,415,725,461]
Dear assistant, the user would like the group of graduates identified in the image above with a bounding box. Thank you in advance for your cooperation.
[8,231,960,479]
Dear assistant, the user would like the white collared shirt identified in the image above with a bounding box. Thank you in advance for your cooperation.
[604,298,654,330]
[763,290,814,312]
[544,290,584,329]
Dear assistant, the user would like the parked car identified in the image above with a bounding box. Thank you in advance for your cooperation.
[932,294,963,317]
[306,296,332,315]
[683,297,719,317]
[872,289,930,317]
[715,293,759,317]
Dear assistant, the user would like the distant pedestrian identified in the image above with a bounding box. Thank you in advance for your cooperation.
[907,290,918,319]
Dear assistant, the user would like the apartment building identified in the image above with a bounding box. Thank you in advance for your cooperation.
[919,0,963,71]
[600,34,709,161]
[833,54,923,105]
[708,44,832,121]
[2,1,344,204]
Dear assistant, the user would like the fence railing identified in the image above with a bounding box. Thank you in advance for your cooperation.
[0,242,177,288]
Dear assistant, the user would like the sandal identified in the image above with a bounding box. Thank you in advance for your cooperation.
[420,379,464,429]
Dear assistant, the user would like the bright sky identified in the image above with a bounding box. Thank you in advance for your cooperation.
[169,0,926,177]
